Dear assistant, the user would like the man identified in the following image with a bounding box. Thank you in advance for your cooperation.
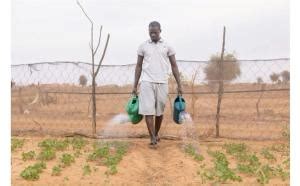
[132,21,183,146]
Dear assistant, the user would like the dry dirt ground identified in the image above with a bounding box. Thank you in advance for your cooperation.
[12,136,289,186]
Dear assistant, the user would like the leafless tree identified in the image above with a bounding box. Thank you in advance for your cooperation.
[77,0,110,136]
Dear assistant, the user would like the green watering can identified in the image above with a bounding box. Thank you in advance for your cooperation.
[173,95,186,124]
[125,95,143,124]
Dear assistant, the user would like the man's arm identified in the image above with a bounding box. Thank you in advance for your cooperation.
[132,55,144,95]
[169,55,183,95]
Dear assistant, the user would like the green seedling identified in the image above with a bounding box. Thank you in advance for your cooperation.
[275,165,289,181]
[69,137,88,150]
[20,162,46,181]
[52,165,62,176]
[38,138,69,151]
[256,164,276,184]
[12,138,25,151]
[203,150,242,183]
[22,151,36,161]
[223,143,248,155]
[237,154,261,175]
[38,148,56,161]
[88,141,129,175]
[184,143,204,162]
[83,164,92,176]
[60,153,75,167]
[105,165,117,175]
[261,148,276,162]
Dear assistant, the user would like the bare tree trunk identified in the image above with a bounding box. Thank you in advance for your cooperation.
[77,1,110,136]
[215,26,226,138]
[92,76,97,135]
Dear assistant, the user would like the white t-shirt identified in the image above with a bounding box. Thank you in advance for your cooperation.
[137,38,176,83]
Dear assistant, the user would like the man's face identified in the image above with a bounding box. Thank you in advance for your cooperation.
[148,26,161,42]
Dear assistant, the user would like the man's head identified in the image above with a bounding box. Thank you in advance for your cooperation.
[148,21,161,42]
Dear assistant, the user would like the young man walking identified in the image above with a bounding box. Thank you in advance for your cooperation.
[133,21,183,146]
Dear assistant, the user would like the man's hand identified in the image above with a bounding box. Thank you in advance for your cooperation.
[132,87,138,96]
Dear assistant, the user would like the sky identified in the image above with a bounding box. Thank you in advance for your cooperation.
[11,0,289,65]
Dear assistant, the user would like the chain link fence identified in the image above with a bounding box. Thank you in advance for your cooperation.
[11,58,289,140]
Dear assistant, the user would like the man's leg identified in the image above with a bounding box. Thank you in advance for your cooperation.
[138,82,156,145]
[145,115,157,145]
[155,115,163,141]
[155,83,168,142]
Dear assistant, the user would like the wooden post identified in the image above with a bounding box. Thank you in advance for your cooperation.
[215,26,226,138]
[256,84,266,118]
[191,64,201,119]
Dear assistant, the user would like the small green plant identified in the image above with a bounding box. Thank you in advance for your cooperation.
[202,150,242,183]
[222,143,254,164]
[105,165,118,175]
[83,164,92,176]
[52,165,62,176]
[223,143,248,155]
[283,158,290,169]
[22,151,36,161]
[87,145,109,161]
[260,148,276,162]
[270,143,289,156]
[197,163,214,184]
[20,162,46,180]
[11,138,25,151]
[38,148,56,161]
[70,137,88,150]
[88,141,129,175]
[236,151,288,184]
[184,143,204,162]
[237,154,261,175]
[33,162,46,169]
[257,164,276,184]
[38,138,69,151]
[275,165,289,181]
[38,139,56,149]
[60,153,75,167]
[194,154,204,161]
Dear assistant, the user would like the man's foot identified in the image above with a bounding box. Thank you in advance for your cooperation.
[156,135,160,142]
[149,137,157,145]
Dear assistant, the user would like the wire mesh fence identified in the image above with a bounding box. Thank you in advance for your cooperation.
[11,58,289,140]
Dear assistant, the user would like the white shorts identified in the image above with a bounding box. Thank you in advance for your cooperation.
[138,81,168,116]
